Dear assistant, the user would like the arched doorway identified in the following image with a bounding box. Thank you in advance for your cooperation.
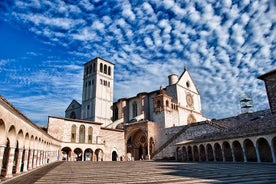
[187,146,193,161]
[223,141,233,162]
[84,149,93,161]
[74,148,83,161]
[199,144,206,161]
[232,141,243,162]
[193,145,199,161]
[61,147,72,161]
[257,138,272,162]
[244,139,257,162]
[214,143,223,161]
[182,147,188,161]
[127,130,147,160]
[206,144,214,161]
[112,151,118,161]
[95,149,104,161]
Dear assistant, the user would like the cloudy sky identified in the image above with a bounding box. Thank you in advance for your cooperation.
[0,0,275,126]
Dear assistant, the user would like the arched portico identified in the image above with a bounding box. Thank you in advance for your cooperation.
[84,148,93,161]
[126,129,148,160]
[244,139,257,162]
[199,144,206,161]
[61,147,72,161]
[95,149,104,161]
[206,144,214,161]
[222,141,232,162]
[257,138,272,162]
[74,148,83,161]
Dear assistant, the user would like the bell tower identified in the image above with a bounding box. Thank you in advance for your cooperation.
[82,57,114,126]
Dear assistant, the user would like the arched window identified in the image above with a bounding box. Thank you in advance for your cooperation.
[70,111,76,119]
[166,100,169,107]
[89,65,92,73]
[100,63,103,72]
[108,66,111,75]
[104,64,107,74]
[79,125,85,143]
[71,125,76,143]
[88,127,93,144]
[132,102,138,118]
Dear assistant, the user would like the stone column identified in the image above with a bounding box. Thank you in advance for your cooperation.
[23,149,29,172]
[32,150,37,168]
[230,144,236,162]
[36,150,40,167]
[241,145,247,162]
[15,148,23,174]
[254,145,261,163]
[0,145,6,176]
[212,145,216,162]
[28,149,33,170]
[5,147,15,178]
[204,146,209,161]
[269,142,276,163]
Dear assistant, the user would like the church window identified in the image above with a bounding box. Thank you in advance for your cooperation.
[88,127,93,144]
[132,102,138,117]
[79,125,85,143]
[104,64,107,74]
[166,100,169,107]
[108,66,111,75]
[186,81,190,88]
[108,82,110,87]
[100,63,103,72]
[70,111,76,119]
[71,125,76,143]
[104,80,107,86]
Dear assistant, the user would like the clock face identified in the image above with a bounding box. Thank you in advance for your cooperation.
[186,93,193,106]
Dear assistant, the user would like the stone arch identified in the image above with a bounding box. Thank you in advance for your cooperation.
[71,124,76,143]
[61,147,72,161]
[223,141,233,162]
[95,148,104,161]
[84,148,93,161]
[206,144,214,161]
[182,147,188,161]
[214,143,223,161]
[199,144,206,161]
[79,125,85,143]
[244,139,257,162]
[24,133,30,149]
[257,138,272,162]
[7,125,17,147]
[17,130,24,149]
[111,148,118,161]
[127,129,147,160]
[74,148,83,161]
[187,146,193,161]
[232,140,243,162]
[193,145,199,161]
[0,119,6,145]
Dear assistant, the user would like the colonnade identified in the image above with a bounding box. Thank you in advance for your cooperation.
[176,135,276,163]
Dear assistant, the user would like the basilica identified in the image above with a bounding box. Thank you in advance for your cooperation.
[0,57,275,178]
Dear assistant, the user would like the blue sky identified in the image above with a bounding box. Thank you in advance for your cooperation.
[0,0,275,126]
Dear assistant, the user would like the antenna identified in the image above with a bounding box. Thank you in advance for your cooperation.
[240,93,253,114]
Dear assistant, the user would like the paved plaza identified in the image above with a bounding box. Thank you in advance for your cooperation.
[2,161,276,184]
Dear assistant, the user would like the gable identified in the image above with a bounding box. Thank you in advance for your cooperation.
[65,99,81,112]
[176,68,199,94]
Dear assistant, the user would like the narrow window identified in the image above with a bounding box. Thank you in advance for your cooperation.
[108,66,111,75]
[100,63,103,72]
[71,125,76,143]
[132,102,138,117]
[79,125,85,143]
[104,64,107,74]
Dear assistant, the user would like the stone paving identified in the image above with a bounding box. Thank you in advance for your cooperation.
[2,161,276,184]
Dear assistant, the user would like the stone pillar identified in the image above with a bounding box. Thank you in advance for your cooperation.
[15,148,23,174]
[32,150,37,168]
[269,142,276,163]
[254,145,261,163]
[23,149,29,172]
[5,147,15,178]
[241,145,247,162]
[221,145,226,162]
[212,145,216,162]
[204,146,209,161]
[37,150,41,167]
[147,139,151,160]
[230,144,236,162]
[0,145,6,176]
[28,149,33,170]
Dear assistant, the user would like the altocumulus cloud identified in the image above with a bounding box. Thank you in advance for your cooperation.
[0,0,275,125]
